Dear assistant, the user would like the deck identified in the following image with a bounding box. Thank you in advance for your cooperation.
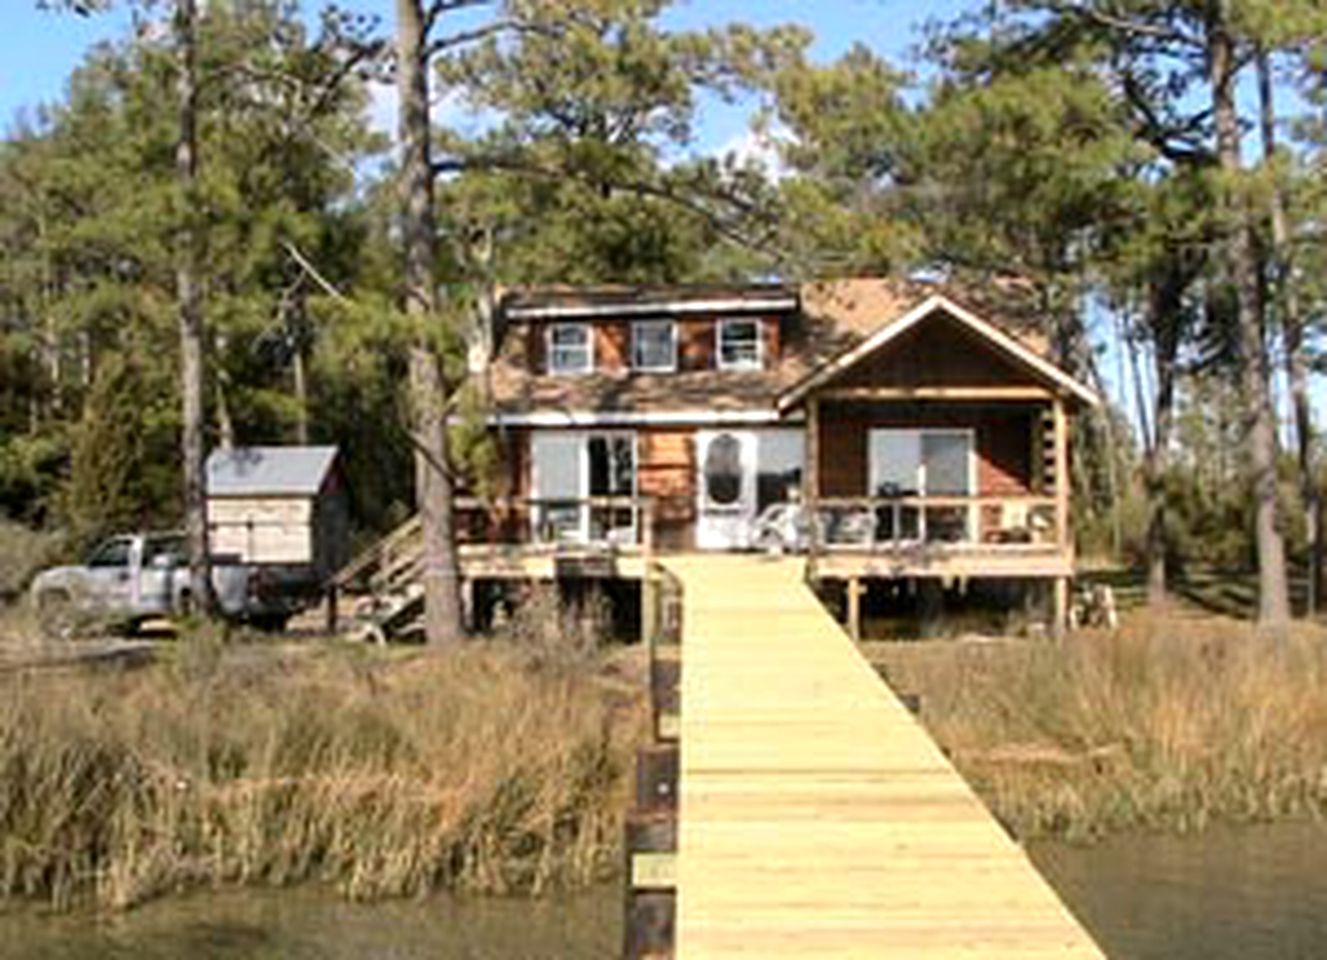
[662,555,1102,958]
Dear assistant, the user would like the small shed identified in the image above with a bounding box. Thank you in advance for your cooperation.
[206,445,350,577]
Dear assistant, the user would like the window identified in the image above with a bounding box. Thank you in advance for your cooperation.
[531,432,637,543]
[87,538,132,568]
[867,429,975,544]
[547,323,592,374]
[717,319,762,370]
[632,320,676,372]
[703,433,744,507]
[144,536,185,569]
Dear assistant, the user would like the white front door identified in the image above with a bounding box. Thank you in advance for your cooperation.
[696,430,757,550]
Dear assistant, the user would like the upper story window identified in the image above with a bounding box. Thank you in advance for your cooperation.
[632,320,677,372]
[547,323,592,375]
[717,318,762,370]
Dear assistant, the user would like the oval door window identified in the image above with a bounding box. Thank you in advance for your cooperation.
[704,434,743,506]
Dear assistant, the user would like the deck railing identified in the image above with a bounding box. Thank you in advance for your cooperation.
[455,495,659,550]
[812,495,1062,552]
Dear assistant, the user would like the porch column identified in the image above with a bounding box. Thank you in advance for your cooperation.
[1052,395,1070,637]
[806,396,821,567]
[1052,395,1069,551]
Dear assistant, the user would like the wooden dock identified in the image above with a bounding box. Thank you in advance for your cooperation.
[662,555,1103,959]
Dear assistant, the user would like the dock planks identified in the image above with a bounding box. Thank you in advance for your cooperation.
[664,555,1103,959]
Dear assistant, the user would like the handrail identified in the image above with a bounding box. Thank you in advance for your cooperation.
[817,495,1056,510]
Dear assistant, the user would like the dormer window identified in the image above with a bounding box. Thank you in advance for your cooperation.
[632,320,677,372]
[548,323,592,374]
[718,318,762,370]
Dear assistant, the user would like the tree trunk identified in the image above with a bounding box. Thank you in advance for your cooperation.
[291,286,310,446]
[291,343,309,446]
[1210,15,1290,626]
[1257,49,1319,616]
[175,0,216,614]
[1144,275,1182,608]
[397,0,464,646]
[215,330,235,449]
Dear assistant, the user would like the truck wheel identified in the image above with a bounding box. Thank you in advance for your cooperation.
[37,591,79,642]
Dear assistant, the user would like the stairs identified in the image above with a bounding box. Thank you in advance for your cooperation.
[329,515,427,641]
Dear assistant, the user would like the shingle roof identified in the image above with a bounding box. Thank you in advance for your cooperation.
[206,446,338,497]
[488,278,1054,418]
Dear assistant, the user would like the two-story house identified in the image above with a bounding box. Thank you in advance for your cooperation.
[341,277,1098,637]
[446,277,1098,634]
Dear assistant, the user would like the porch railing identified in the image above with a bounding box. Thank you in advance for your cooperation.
[455,495,658,550]
[812,495,1062,552]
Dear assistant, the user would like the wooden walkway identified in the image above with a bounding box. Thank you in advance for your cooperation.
[663,555,1103,959]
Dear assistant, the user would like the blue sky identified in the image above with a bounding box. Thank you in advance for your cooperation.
[2,0,970,142]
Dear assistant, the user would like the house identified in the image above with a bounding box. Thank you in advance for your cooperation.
[206,445,350,580]
[445,277,1097,634]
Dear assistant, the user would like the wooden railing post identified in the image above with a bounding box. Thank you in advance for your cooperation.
[1052,395,1070,637]
[1052,396,1069,551]
[641,498,658,646]
[807,396,822,574]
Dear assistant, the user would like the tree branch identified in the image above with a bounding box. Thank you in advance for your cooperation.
[432,151,779,253]
[283,241,350,304]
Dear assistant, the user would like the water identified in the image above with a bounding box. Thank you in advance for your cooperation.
[1031,821,1327,960]
[0,884,621,960]
[5,823,1327,958]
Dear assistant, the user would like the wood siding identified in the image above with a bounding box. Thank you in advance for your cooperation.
[209,497,314,565]
[637,429,696,550]
[835,313,1045,391]
[817,403,1036,498]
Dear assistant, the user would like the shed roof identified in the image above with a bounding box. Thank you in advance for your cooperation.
[206,446,338,498]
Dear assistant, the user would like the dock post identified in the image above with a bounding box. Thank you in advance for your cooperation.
[325,583,338,636]
[1052,576,1069,639]
[846,577,863,642]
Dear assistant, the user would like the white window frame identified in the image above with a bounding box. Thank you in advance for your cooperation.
[631,320,677,373]
[546,322,593,375]
[530,430,639,544]
[716,318,764,371]
[866,428,977,545]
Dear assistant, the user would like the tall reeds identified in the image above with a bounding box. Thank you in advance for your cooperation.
[0,641,646,910]
[877,617,1327,841]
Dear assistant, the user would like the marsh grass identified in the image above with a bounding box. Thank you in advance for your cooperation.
[873,615,1327,842]
[0,641,646,911]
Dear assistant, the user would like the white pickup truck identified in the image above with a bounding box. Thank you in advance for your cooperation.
[29,532,317,638]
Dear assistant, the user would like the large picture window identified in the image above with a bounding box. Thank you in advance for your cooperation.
[547,323,592,374]
[632,320,677,372]
[717,319,762,370]
[867,428,975,544]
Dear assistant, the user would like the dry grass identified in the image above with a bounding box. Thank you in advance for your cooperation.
[0,520,63,604]
[873,614,1327,842]
[0,636,647,911]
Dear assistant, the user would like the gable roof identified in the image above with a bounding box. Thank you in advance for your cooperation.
[206,446,339,498]
[776,293,1099,411]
